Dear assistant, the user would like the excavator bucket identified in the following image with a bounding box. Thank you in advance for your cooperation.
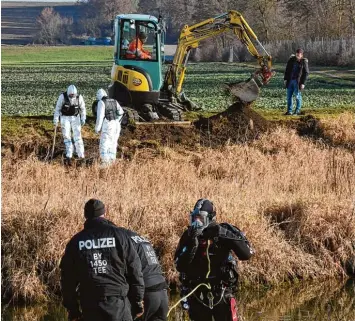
[226,78,261,103]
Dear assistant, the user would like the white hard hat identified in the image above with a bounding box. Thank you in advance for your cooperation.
[67,85,78,96]
[96,88,107,101]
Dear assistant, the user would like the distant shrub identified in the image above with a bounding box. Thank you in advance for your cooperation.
[35,7,73,45]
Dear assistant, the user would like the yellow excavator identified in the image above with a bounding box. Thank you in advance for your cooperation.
[109,10,273,121]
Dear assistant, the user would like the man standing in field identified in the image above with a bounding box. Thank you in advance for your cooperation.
[60,199,145,321]
[284,48,309,115]
[53,85,86,164]
[174,199,254,321]
[94,89,124,166]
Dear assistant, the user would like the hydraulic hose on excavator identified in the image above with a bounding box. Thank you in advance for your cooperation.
[162,10,274,106]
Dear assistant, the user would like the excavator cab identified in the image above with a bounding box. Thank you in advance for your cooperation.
[109,14,165,120]
[109,11,274,122]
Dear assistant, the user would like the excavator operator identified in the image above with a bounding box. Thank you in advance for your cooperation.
[126,31,152,60]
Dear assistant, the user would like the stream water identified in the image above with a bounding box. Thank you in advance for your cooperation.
[2,279,354,321]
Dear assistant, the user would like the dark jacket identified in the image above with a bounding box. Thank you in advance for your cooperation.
[60,217,144,319]
[174,222,253,286]
[125,230,167,290]
[284,55,309,89]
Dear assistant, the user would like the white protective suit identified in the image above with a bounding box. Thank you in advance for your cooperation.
[53,85,86,159]
[95,89,124,164]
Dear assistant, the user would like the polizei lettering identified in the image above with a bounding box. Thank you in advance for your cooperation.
[78,237,116,250]
[131,235,150,244]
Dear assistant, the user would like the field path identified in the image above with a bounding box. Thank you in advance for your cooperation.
[313,69,355,82]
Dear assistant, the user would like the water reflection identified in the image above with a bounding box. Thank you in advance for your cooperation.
[237,279,355,321]
[2,280,354,321]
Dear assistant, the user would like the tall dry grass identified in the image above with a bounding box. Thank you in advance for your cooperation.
[320,112,355,149]
[2,127,355,302]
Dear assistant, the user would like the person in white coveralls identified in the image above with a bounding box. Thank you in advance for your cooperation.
[95,88,124,165]
[53,84,86,165]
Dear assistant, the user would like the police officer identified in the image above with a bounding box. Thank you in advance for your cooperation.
[53,85,86,165]
[126,231,169,321]
[60,199,144,321]
[94,89,124,166]
[174,199,254,321]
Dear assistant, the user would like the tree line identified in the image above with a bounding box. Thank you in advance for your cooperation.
[35,0,355,65]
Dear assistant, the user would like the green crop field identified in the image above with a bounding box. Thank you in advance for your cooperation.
[1,46,355,116]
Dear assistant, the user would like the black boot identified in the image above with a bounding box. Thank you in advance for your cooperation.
[64,157,72,166]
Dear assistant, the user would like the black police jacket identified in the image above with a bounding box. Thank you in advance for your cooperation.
[174,222,253,285]
[125,230,167,289]
[60,217,144,317]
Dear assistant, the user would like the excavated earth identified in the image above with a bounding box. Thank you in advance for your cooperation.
[2,101,272,164]
[3,102,349,166]
[195,101,270,147]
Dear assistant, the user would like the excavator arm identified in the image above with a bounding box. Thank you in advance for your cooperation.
[163,10,273,103]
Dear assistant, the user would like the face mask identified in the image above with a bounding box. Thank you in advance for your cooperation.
[191,220,204,229]
[69,97,77,105]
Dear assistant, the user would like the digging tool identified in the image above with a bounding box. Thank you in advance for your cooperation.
[48,123,58,163]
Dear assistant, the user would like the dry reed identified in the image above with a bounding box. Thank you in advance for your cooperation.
[2,127,355,302]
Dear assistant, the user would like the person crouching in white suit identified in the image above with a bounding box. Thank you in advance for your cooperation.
[95,89,124,165]
[53,85,86,165]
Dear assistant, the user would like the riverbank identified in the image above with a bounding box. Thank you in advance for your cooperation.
[2,279,355,320]
[2,113,355,303]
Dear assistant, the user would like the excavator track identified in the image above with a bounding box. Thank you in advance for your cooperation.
[157,102,184,121]
[135,121,192,127]
[122,104,187,125]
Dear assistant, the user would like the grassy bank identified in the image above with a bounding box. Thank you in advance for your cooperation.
[2,120,355,302]
[1,46,354,116]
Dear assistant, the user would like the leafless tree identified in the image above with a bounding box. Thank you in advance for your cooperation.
[79,0,138,36]
[35,7,72,44]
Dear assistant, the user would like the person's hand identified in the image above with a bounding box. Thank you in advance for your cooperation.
[133,301,144,320]
[283,80,287,88]
[300,84,305,90]
[188,222,203,239]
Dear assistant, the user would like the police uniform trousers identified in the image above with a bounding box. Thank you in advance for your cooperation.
[135,289,169,321]
[80,295,132,321]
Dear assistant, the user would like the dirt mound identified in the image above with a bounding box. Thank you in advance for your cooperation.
[121,101,271,150]
[296,115,325,138]
[2,104,271,162]
[195,101,270,147]
[121,123,199,148]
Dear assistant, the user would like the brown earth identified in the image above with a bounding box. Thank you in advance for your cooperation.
[195,102,271,147]
[4,105,352,166]
[1,101,271,164]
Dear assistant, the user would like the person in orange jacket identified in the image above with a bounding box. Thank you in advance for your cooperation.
[126,32,152,60]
